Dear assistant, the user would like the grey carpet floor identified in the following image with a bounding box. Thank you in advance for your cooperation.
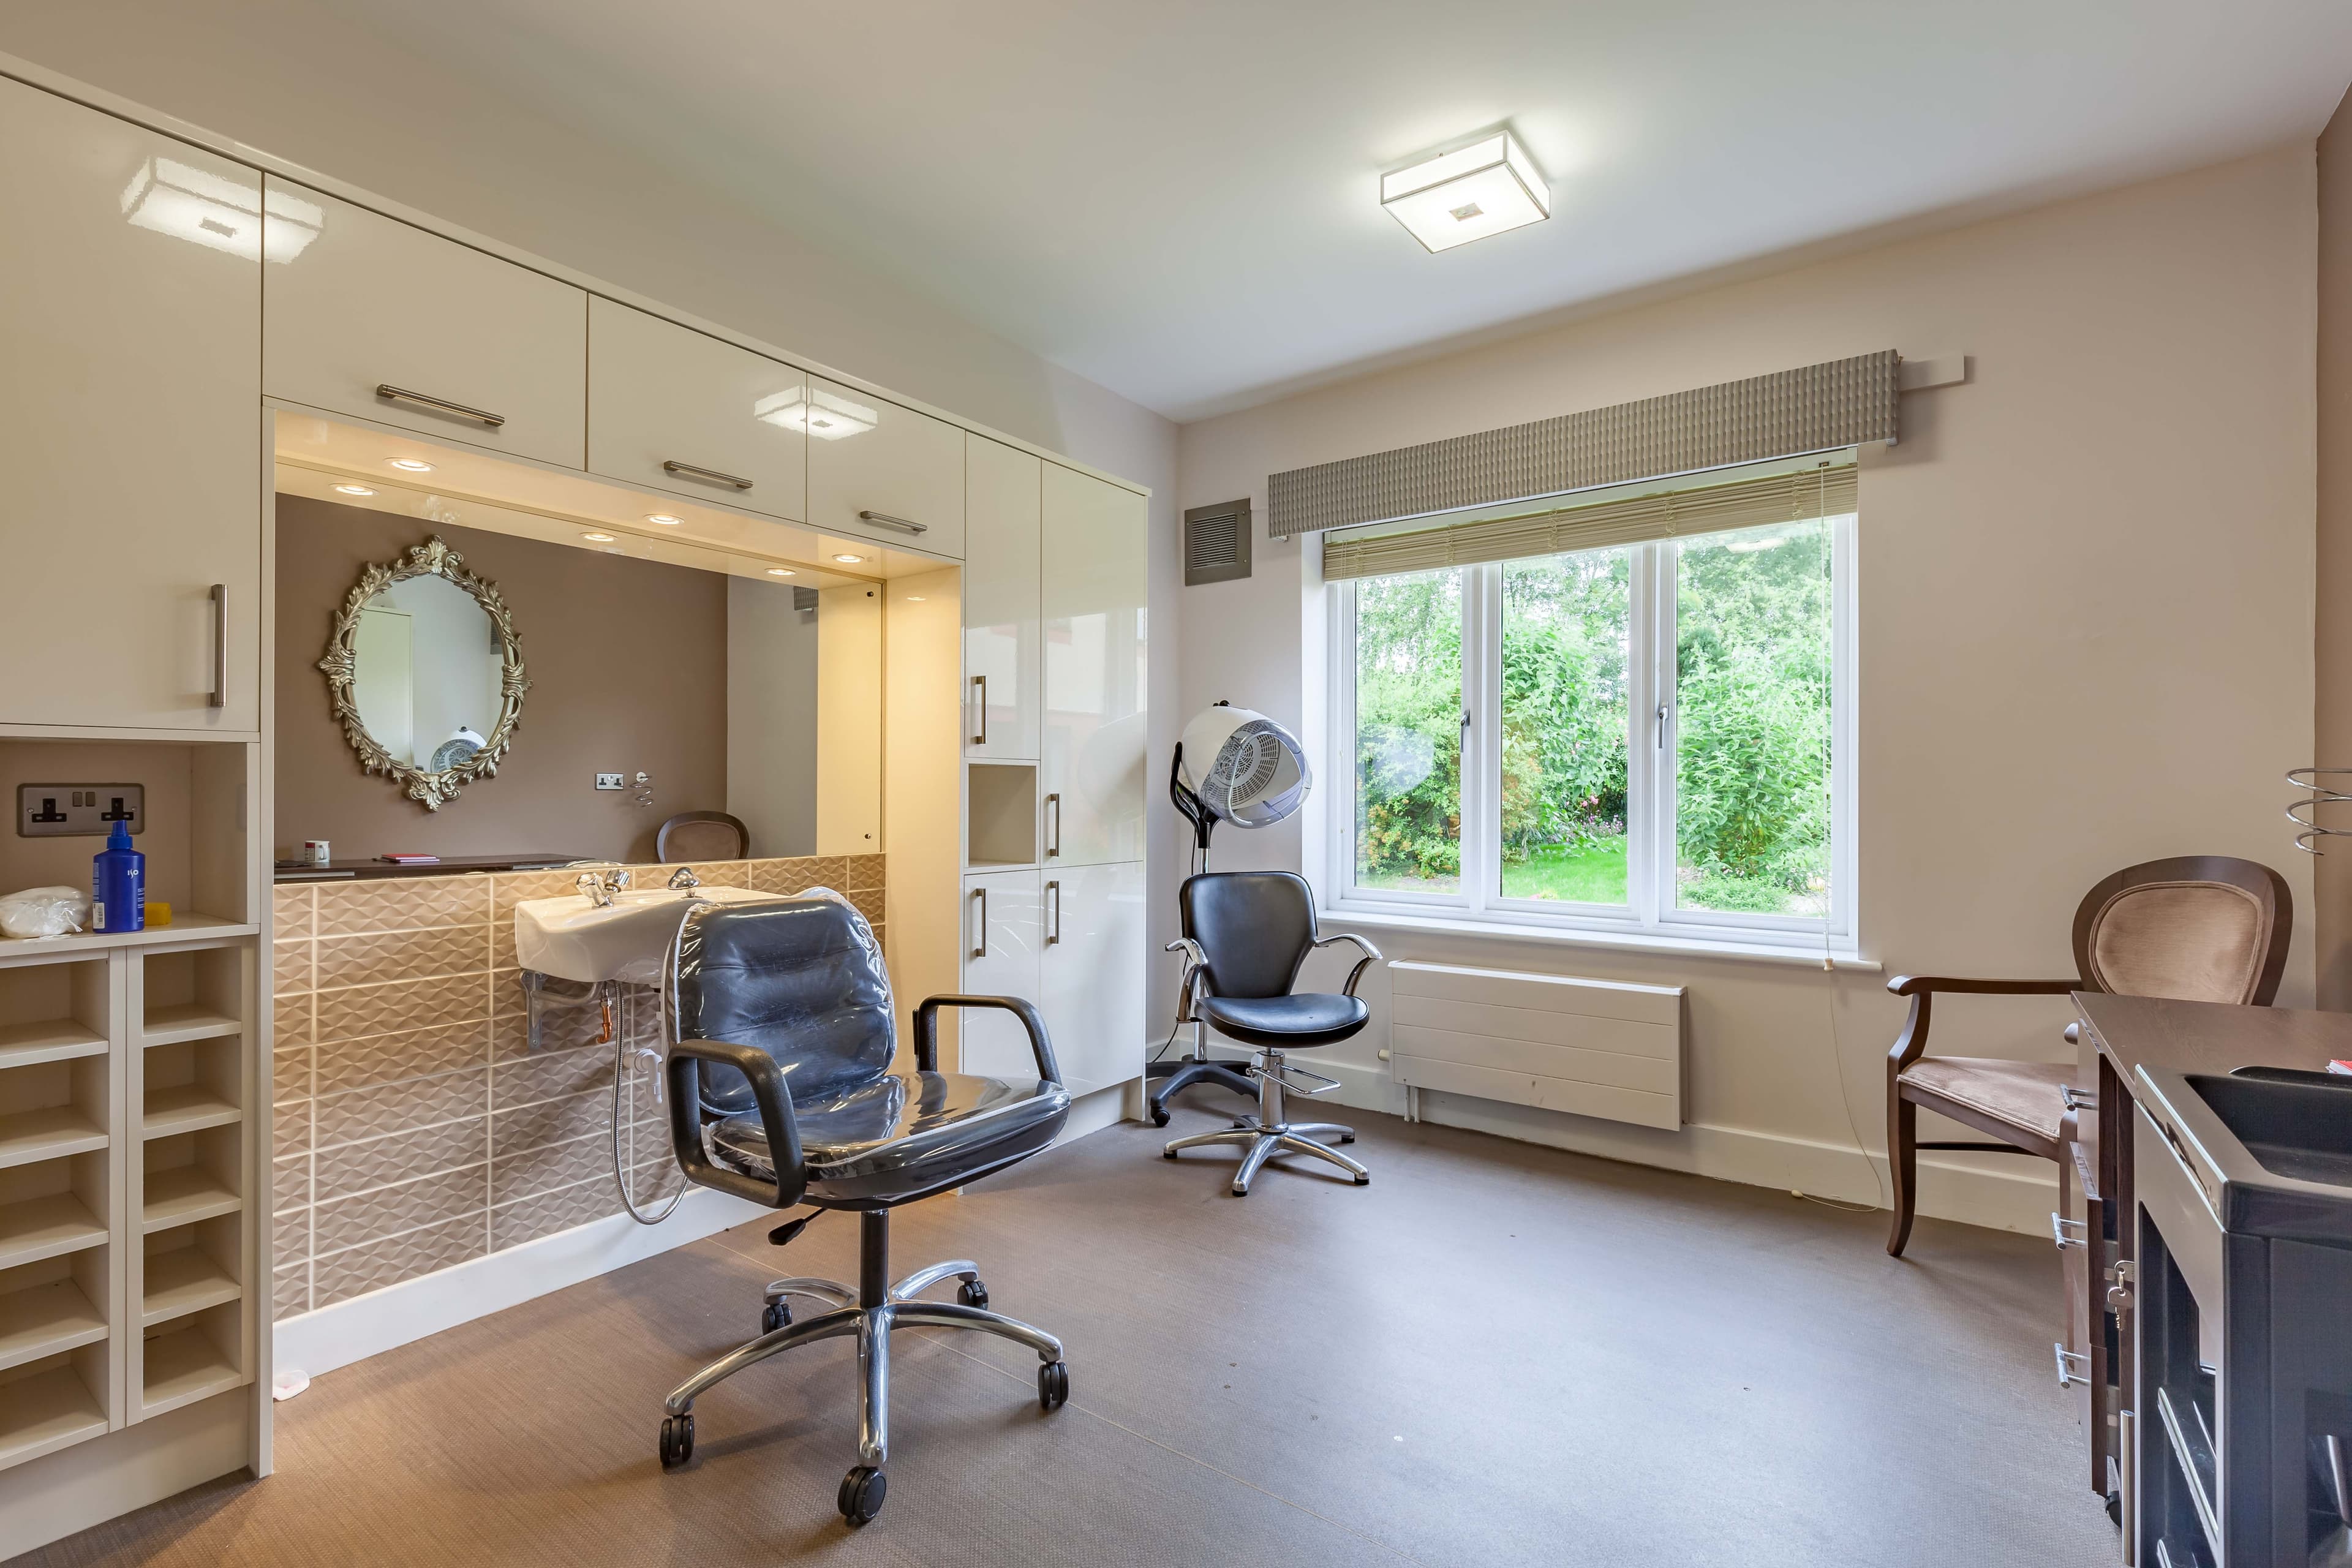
[12,1104,2117,1566]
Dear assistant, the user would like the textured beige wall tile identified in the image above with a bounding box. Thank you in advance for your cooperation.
[272,938,313,999]
[273,1154,311,1218]
[315,875,491,937]
[848,854,886,891]
[273,884,317,939]
[626,1156,688,1208]
[274,1098,312,1159]
[273,1262,310,1321]
[314,1212,486,1308]
[317,971,491,1045]
[491,1131,611,1206]
[491,916,518,971]
[315,1115,489,1204]
[490,1090,605,1157]
[316,1019,490,1096]
[316,924,490,990]
[273,1042,313,1106]
[314,1065,489,1150]
[810,856,851,891]
[275,1202,312,1265]
[492,1044,612,1110]
[314,1162,489,1255]
[492,870,582,919]
[274,993,315,1050]
[491,1176,616,1251]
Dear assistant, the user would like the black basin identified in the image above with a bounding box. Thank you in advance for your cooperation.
[2187,1071,2352,1186]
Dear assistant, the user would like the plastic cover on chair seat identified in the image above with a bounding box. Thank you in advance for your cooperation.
[707,1071,1069,1204]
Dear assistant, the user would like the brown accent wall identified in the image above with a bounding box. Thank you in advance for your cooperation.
[274,497,729,866]
[2321,89,2352,1008]
[271,857,886,1319]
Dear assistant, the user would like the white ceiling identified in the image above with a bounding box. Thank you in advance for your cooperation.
[325,0,2352,421]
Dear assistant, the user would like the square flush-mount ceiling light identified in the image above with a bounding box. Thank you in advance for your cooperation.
[1381,129,1549,253]
[754,387,879,441]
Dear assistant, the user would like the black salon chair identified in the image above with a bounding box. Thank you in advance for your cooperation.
[1161,872,1381,1194]
[655,893,1072,1526]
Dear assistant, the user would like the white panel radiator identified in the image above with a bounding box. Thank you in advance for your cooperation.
[1387,960,1686,1130]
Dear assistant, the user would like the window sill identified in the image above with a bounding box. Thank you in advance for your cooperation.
[1317,905,1880,971]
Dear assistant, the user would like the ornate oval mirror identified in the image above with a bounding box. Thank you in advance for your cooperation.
[318,535,528,810]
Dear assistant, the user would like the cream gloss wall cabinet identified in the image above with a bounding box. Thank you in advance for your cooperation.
[0,75,260,733]
[1041,464,1148,869]
[586,297,809,522]
[261,179,589,469]
[804,374,968,559]
[964,436,1043,761]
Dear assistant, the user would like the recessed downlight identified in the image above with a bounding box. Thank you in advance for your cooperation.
[832,553,865,564]
[765,567,795,577]
[646,513,684,526]
[333,484,376,496]
[905,595,926,601]
[388,458,435,472]
[581,532,614,543]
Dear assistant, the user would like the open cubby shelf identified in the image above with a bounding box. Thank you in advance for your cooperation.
[140,1166,239,1235]
[141,1250,239,1329]
[0,1363,107,1469]
[138,1005,240,1048]
[0,915,257,960]
[0,1193,107,1272]
[0,1021,107,1072]
[139,1087,239,1141]
[140,1319,240,1415]
[0,1107,107,1171]
[0,1279,106,1373]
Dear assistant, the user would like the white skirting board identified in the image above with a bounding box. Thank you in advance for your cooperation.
[276,1082,1137,1383]
[1188,1049,2054,1237]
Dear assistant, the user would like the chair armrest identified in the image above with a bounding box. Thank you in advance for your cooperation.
[914,995,1061,1087]
[663,1038,806,1210]
[1882,976,2086,1074]
[1165,938,1208,1020]
[1311,932,1384,997]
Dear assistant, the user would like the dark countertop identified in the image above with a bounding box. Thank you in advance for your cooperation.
[273,853,584,883]
[2072,991,2350,1080]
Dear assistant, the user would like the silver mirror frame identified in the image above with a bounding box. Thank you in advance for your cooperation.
[317,534,529,812]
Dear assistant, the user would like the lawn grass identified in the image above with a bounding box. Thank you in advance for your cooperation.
[1501,837,1629,904]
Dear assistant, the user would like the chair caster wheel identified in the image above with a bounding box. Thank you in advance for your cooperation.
[1038,1359,1069,1412]
[761,1299,791,1335]
[1353,1174,1370,1185]
[957,1278,989,1311]
[837,1464,886,1525]
[1163,1147,1179,1159]
[1339,1134,1355,1144]
[658,1413,694,1469]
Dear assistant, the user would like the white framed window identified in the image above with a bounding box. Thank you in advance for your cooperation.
[1327,499,1856,955]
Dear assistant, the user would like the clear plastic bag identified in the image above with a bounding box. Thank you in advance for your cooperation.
[0,885,92,940]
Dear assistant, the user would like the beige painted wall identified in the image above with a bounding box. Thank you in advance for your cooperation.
[1,7,1189,1038]
[2318,90,2352,1006]
[1177,147,2320,1231]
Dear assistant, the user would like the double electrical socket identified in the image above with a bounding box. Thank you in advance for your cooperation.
[595,773,625,791]
[17,783,145,837]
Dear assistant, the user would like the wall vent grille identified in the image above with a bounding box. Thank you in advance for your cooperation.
[1185,499,1252,586]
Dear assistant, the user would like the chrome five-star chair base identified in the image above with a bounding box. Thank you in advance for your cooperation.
[1163,1046,1369,1195]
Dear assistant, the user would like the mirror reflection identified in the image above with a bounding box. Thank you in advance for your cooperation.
[350,573,505,770]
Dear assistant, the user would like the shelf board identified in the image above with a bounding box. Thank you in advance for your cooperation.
[141,1086,241,1140]
[0,1019,108,1071]
[0,1279,107,1373]
[0,1192,107,1271]
[0,1363,107,1471]
[0,1106,108,1171]
[0,914,257,967]
[965,858,1039,873]
[139,1004,241,1048]
[140,1323,242,1416]
[141,1167,240,1233]
[141,1250,241,1328]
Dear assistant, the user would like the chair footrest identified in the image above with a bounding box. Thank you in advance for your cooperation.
[1250,1061,1340,1096]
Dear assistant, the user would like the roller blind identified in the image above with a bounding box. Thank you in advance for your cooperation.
[1320,459,1855,581]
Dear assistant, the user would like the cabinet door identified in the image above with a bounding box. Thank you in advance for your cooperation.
[1040,466,1148,867]
[1039,861,1145,1096]
[963,436,1041,760]
[586,298,807,521]
[804,375,965,559]
[0,80,260,730]
[959,871,1041,1080]
[263,179,587,468]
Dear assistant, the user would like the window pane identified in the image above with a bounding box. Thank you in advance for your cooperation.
[1674,518,1833,916]
[1353,568,1463,893]
[1499,548,1631,905]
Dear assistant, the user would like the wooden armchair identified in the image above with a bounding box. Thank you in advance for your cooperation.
[1885,855,2290,1256]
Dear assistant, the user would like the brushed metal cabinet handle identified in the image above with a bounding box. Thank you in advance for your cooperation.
[663,459,753,491]
[208,583,228,709]
[375,383,505,428]
[1046,793,1061,859]
[858,510,928,535]
[970,676,987,746]
[1046,879,1060,946]
[970,886,987,958]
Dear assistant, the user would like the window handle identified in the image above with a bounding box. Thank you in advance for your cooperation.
[1656,700,1669,750]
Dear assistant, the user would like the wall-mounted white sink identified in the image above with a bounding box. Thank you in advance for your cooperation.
[514,885,771,985]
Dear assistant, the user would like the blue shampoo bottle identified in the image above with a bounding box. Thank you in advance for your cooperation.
[92,820,144,933]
